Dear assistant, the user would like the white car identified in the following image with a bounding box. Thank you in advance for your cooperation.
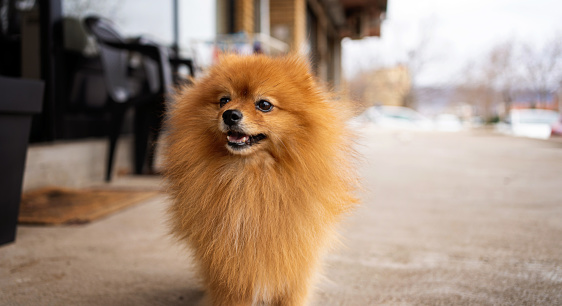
[363,105,434,131]
[434,114,463,132]
[498,109,560,139]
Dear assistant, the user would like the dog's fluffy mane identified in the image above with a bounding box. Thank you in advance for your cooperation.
[164,54,358,304]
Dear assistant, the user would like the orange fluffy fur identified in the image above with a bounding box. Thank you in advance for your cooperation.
[164,54,358,306]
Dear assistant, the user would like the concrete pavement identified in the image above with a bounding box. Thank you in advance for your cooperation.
[1,128,561,305]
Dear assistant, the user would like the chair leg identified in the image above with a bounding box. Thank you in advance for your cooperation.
[145,130,158,174]
[134,103,150,174]
[146,98,165,174]
[134,96,165,175]
[106,104,128,182]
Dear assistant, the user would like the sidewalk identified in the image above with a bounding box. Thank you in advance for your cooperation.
[1,129,562,305]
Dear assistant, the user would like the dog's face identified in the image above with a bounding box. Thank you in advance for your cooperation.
[195,55,322,157]
[218,94,274,155]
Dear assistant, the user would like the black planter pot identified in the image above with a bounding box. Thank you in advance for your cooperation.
[0,76,44,246]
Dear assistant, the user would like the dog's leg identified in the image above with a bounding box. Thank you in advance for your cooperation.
[207,286,254,306]
[272,286,311,306]
[209,295,253,306]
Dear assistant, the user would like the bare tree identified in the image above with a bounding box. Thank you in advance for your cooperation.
[402,18,440,108]
[453,60,500,120]
[453,33,562,121]
[520,33,562,107]
[486,40,521,111]
[466,39,524,119]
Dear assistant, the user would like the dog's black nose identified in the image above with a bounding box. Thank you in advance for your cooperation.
[223,109,243,126]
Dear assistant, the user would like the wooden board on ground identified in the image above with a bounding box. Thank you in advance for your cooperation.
[19,187,159,225]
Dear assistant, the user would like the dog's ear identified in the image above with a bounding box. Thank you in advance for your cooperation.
[279,53,317,88]
[282,53,313,75]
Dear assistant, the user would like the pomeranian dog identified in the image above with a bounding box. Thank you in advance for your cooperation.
[164,54,358,306]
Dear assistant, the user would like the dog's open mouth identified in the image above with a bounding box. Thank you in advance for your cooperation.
[226,131,266,150]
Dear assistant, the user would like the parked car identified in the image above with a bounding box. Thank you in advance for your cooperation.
[551,114,562,137]
[363,105,434,131]
[434,114,463,132]
[497,109,560,139]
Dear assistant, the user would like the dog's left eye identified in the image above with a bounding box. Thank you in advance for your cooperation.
[256,100,273,112]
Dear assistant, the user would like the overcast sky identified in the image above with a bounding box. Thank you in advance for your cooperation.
[342,0,562,86]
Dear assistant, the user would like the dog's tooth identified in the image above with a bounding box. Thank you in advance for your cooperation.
[227,133,250,144]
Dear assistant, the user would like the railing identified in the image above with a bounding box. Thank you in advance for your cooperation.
[178,33,290,75]
[212,32,290,55]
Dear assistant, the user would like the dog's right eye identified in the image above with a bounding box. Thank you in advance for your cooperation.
[219,97,230,108]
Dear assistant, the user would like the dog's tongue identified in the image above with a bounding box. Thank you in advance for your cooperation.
[227,132,249,144]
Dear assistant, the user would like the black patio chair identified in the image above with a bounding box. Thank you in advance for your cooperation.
[83,16,183,181]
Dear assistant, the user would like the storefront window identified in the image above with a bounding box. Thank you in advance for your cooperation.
[62,0,174,45]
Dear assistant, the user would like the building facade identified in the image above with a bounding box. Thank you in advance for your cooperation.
[215,0,387,89]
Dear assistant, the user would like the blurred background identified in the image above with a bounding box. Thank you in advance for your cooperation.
[345,0,562,138]
[1,0,562,304]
